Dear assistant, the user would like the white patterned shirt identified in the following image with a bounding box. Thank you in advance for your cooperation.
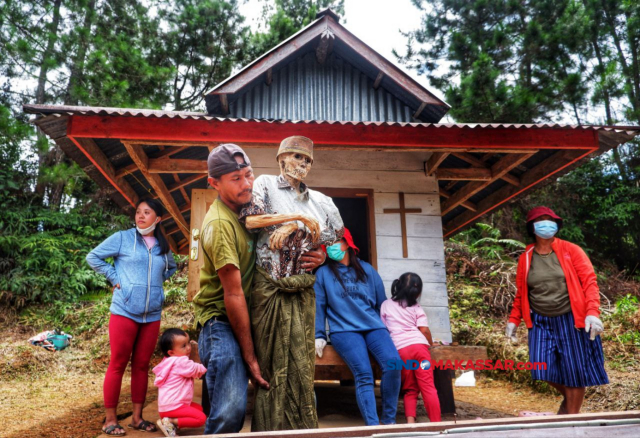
[240,175,344,279]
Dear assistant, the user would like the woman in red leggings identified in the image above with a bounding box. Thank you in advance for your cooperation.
[86,198,177,436]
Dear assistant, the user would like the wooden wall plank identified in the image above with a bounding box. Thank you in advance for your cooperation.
[376,235,445,260]
[375,214,443,238]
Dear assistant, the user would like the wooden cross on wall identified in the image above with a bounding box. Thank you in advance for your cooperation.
[383,192,422,258]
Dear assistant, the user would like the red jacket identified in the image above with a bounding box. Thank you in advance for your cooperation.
[508,238,600,329]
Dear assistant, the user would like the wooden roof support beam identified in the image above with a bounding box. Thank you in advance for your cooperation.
[116,146,190,178]
[219,94,229,115]
[265,68,273,86]
[413,102,427,120]
[439,188,476,212]
[443,149,596,236]
[161,202,192,223]
[316,28,335,64]
[373,71,384,89]
[441,152,536,215]
[425,152,449,176]
[148,158,207,173]
[436,168,492,181]
[167,174,207,192]
[68,136,140,207]
[122,141,190,237]
[452,152,523,186]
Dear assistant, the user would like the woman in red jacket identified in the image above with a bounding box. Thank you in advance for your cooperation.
[506,206,608,416]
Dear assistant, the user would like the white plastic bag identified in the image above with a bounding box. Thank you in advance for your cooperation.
[454,370,476,387]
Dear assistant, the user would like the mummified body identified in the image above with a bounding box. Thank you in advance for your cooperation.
[241,136,344,431]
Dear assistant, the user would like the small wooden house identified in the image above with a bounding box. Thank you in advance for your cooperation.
[25,10,640,346]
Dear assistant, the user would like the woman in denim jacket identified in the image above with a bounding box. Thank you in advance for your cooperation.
[87,198,177,435]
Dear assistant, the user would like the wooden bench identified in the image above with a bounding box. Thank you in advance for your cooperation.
[315,345,489,414]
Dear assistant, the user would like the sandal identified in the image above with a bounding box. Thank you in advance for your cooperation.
[102,423,126,436]
[127,419,157,432]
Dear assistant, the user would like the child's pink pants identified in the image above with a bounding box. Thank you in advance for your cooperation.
[398,343,441,422]
[160,402,206,428]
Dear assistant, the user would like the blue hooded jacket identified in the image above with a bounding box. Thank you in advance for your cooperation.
[86,228,178,323]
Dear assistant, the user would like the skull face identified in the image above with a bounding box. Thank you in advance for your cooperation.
[279,152,312,182]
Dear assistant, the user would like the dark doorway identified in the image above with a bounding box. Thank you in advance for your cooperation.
[332,197,370,264]
[314,188,376,267]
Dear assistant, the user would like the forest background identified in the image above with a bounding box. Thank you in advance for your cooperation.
[1,2,639,431]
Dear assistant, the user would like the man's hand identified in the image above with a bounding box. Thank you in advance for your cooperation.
[505,322,518,343]
[247,359,270,389]
[112,283,120,293]
[300,249,326,271]
[269,222,297,250]
[315,339,327,358]
[585,315,604,341]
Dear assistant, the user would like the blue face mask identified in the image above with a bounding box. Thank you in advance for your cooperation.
[534,220,558,239]
[326,242,346,261]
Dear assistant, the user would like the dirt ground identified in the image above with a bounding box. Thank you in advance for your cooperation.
[2,370,567,438]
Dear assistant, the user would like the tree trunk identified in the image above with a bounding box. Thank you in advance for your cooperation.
[64,0,96,105]
[35,0,63,199]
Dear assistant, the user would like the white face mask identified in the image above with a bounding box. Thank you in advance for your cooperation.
[136,218,159,236]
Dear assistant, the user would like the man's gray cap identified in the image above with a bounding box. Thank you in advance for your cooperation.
[207,144,251,178]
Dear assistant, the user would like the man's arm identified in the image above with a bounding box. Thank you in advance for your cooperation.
[218,264,269,389]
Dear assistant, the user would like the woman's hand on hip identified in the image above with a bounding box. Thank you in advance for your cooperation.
[112,284,120,293]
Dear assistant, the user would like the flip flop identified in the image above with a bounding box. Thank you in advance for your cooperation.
[518,411,555,417]
[102,423,126,436]
[127,419,157,432]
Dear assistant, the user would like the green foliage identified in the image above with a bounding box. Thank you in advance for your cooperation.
[451,223,525,261]
[0,202,130,305]
[157,0,249,110]
[246,0,345,60]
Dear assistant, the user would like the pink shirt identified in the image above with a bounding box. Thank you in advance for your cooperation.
[380,299,430,351]
[153,355,207,412]
[142,235,156,249]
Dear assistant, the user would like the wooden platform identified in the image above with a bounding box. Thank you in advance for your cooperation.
[178,411,640,438]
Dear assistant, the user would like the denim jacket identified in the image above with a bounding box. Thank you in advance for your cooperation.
[86,228,177,323]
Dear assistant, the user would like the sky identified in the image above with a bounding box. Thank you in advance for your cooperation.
[238,0,449,105]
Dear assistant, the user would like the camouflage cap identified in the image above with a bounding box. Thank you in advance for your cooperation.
[276,136,313,163]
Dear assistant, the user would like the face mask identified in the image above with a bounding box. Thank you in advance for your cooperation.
[533,220,558,239]
[326,242,346,261]
[136,219,159,236]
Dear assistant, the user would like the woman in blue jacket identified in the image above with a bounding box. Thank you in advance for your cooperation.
[314,228,401,426]
[87,198,177,436]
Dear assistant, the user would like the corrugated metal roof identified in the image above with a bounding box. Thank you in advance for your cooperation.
[22,104,640,135]
[228,51,417,122]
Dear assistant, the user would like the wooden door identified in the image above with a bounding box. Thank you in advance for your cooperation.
[187,188,217,301]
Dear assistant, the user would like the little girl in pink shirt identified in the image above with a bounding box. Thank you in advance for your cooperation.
[153,328,207,437]
[380,272,441,423]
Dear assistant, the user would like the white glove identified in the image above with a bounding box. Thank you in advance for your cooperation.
[315,338,327,358]
[505,322,518,344]
[585,315,604,341]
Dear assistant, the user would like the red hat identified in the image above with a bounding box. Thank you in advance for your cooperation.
[342,228,359,253]
[322,227,359,253]
[526,206,563,224]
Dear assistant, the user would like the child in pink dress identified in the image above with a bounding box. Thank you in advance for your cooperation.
[153,328,207,437]
[380,272,441,423]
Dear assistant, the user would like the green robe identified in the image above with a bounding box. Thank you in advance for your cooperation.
[250,265,318,431]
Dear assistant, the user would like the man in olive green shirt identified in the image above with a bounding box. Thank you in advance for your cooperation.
[193,144,325,434]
